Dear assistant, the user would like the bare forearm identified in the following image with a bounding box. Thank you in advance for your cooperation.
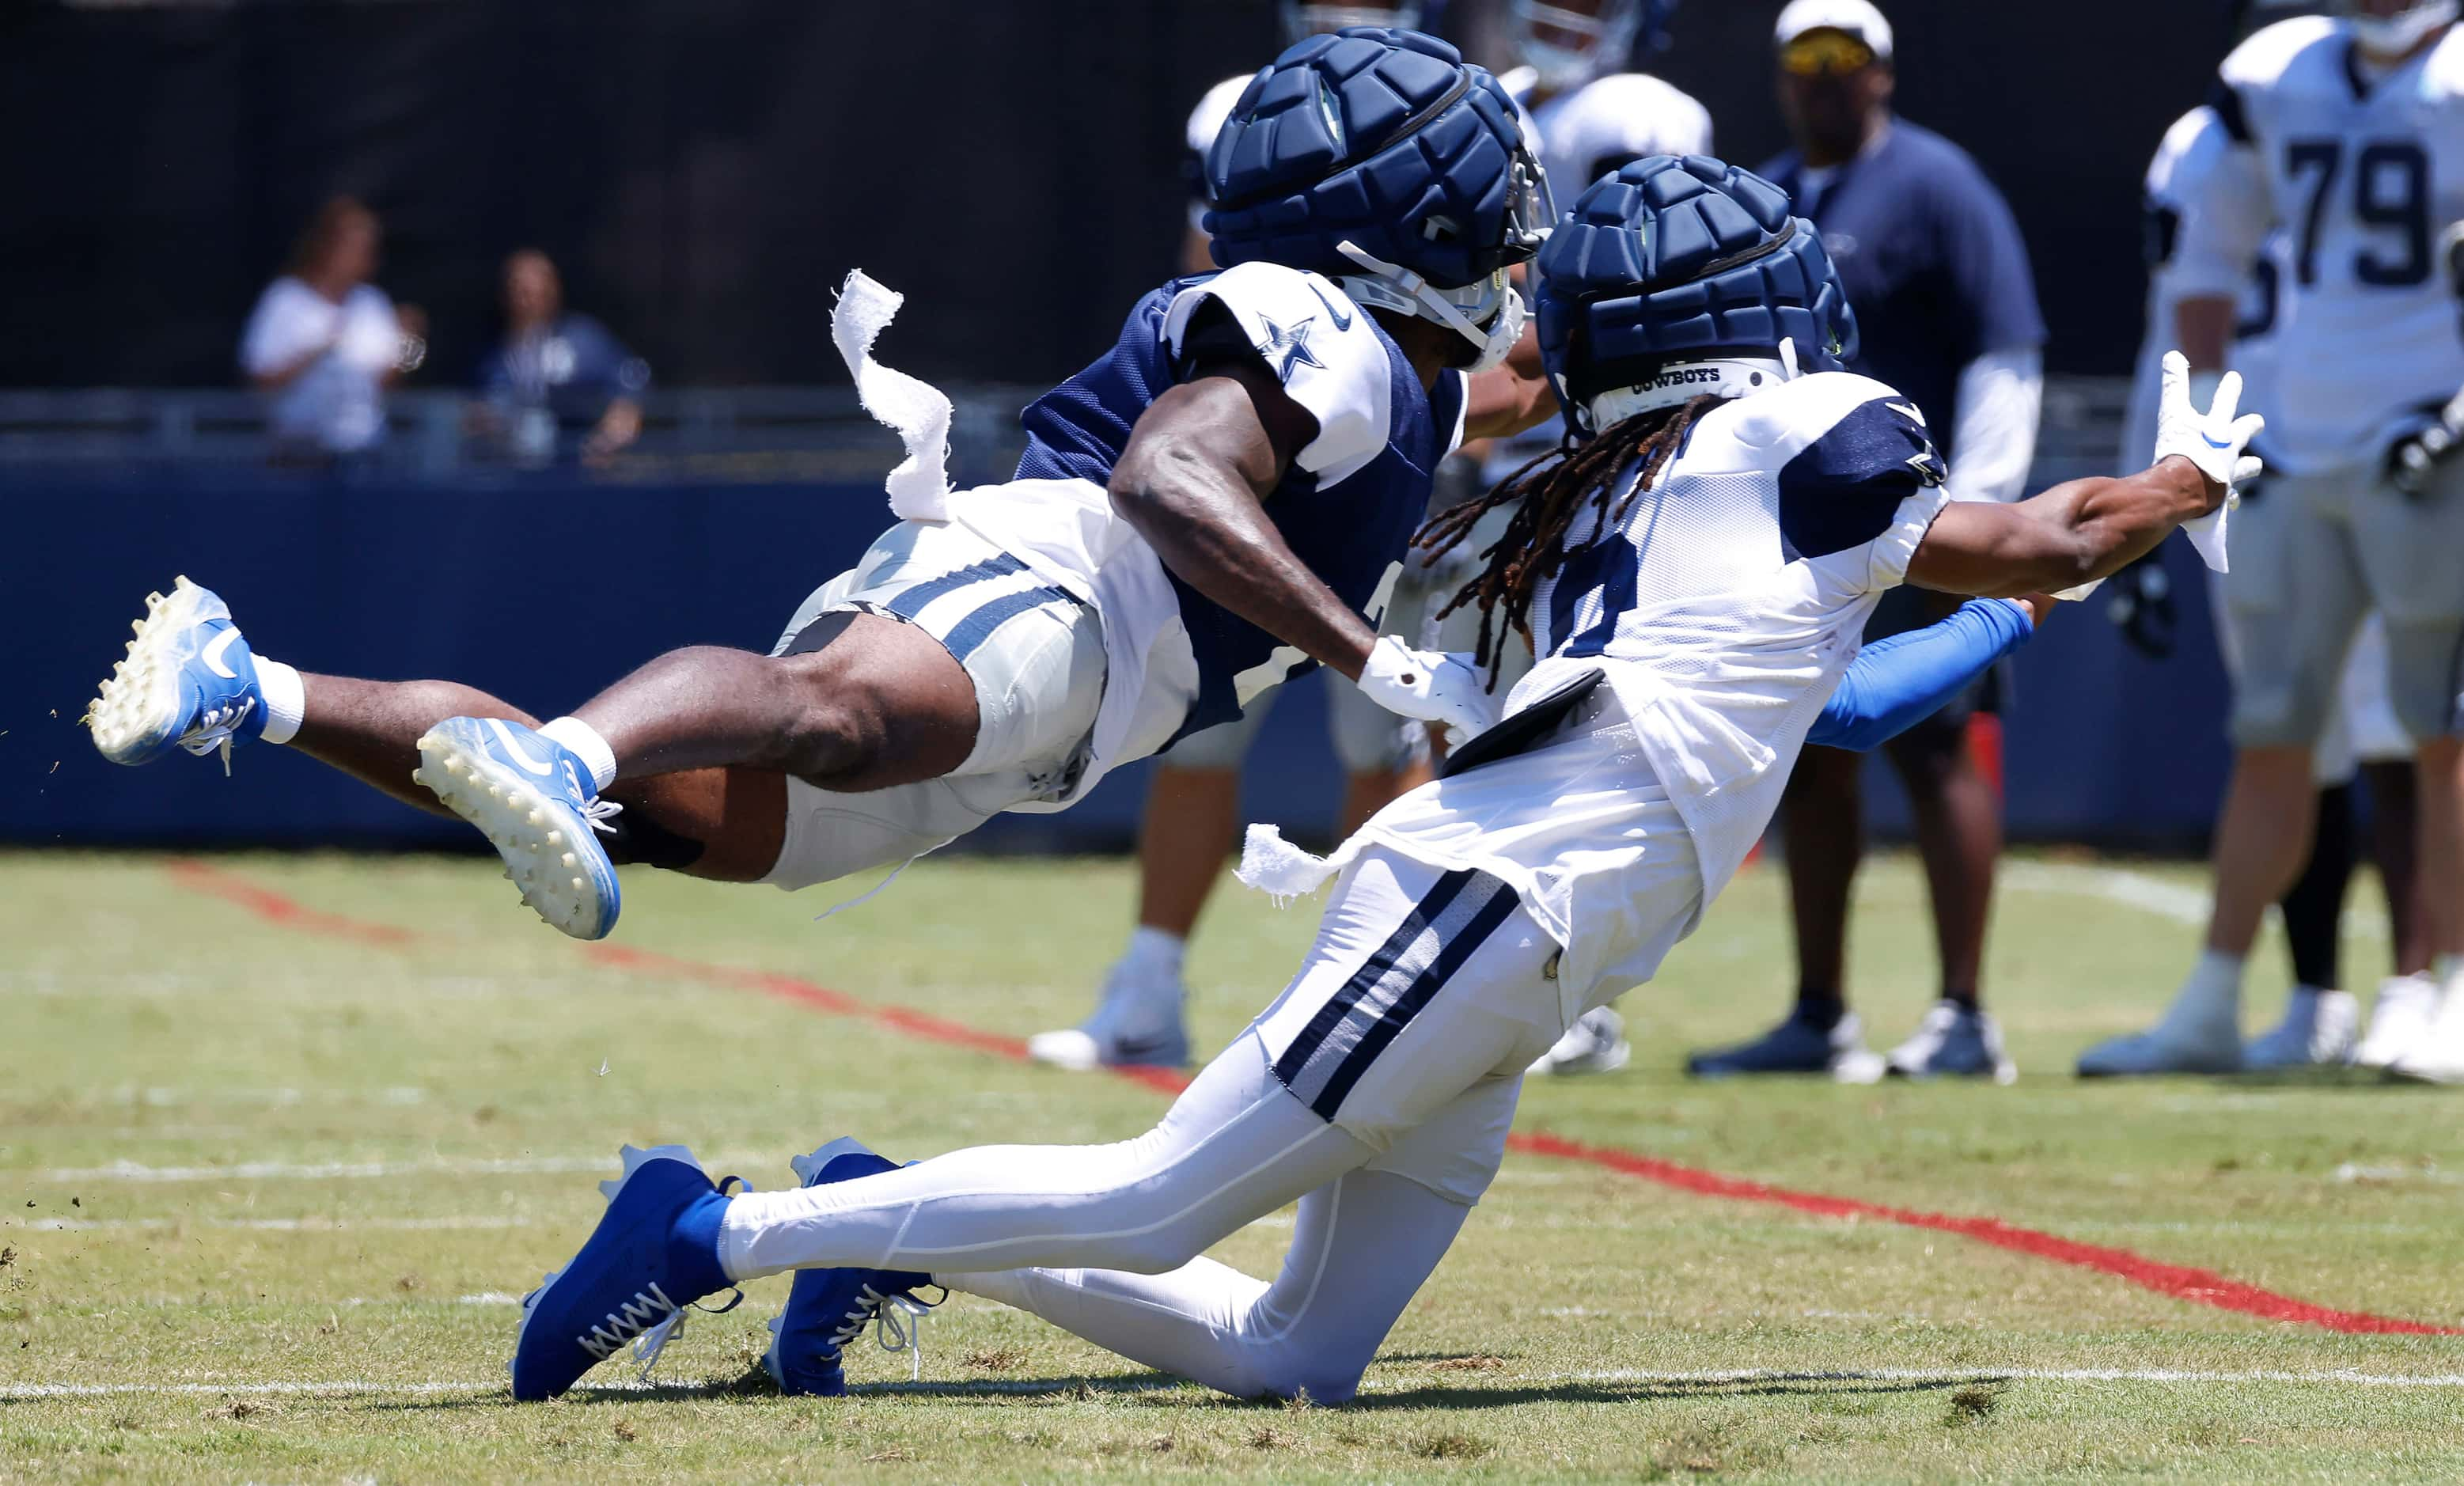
[1911,456,2217,597]
[1114,462,1380,680]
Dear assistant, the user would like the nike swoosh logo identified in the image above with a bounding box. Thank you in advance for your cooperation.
[200,627,242,680]
[1886,401,1926,425]
[2202,433,2232,449]
[486,718,557,775]
[1307,282,1354,332]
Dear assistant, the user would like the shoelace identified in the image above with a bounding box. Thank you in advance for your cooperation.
[627,1286,745,1384]
[176,699,259,776]
[627,1173,751,1386]
[581,797,624,836]
[830,1285,944,1383]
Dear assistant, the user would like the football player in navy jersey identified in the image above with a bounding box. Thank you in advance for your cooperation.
[491,157,2265,1408]
[86,28,1562,946]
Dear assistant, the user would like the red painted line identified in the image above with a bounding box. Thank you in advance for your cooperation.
[167,859,2462,1338]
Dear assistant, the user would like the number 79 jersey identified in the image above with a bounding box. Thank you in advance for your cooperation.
[2183,17,2464,472]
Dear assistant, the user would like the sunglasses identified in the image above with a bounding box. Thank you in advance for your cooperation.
[1780,29,1878,76]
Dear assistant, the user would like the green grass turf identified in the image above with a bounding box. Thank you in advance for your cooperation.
[4,847,2462,1483]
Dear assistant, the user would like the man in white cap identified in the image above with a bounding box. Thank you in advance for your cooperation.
[1687,0,2049,1083]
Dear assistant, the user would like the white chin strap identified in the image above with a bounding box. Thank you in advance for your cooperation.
[2353,0,2458,53]
[1583,355,1791,427]
[1334,241,1525,373]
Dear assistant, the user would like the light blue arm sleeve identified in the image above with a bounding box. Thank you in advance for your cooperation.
[1809,598,2035,752]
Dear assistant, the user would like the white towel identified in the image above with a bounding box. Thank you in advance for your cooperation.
[831,270,953,523]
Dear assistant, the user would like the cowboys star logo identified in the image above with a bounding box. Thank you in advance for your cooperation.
[1254,314,1324,379]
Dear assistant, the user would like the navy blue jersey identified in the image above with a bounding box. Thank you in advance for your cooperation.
[1015,263,1465,742]
[1760,121,2044,461]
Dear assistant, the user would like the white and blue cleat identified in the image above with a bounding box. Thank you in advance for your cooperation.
[510,1143,740,1401]
[412,715,623,940]
[87,577,267,773]
[764,1138,938,1397]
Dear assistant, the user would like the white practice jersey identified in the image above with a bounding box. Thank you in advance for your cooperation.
[1301,372,1949,1007]
[2174,17,2464,472]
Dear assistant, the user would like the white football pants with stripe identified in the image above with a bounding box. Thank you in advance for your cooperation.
[715,850,1566,1401]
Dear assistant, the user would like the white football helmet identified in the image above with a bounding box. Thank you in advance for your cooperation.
[1510,0,1667,93]
[1279,2,1425,46]
[2342,0,2459,54]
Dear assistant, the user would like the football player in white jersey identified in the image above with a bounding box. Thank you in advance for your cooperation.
[498,157,2263,1406]
[2080,0,2464,1079]
[2123,40,2426,1072]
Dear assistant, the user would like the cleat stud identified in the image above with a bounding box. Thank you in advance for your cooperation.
[547,831,563,847]
[409,769,429,787]
[529,809,544,826]
[562,853,576,868]
[571,877,586,893]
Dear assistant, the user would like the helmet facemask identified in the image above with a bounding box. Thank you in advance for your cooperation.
[1331,142,1553,371]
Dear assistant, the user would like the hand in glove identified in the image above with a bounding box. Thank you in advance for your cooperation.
[2149,350,2266,574]
[2385,396,2464,498]
[1356,635,1499,747]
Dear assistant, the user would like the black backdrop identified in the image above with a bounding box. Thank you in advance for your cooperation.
[0,0,2217,391]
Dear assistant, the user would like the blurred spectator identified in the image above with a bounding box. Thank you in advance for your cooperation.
[475,249,650,466]
[238,196,423,459]
[1686,0,2046,1082]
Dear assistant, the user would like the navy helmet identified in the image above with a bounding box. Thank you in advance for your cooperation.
[1205,28,1550,369]
[1536,154,1856,433]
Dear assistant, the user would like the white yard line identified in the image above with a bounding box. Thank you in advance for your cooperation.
[1533,1365,2464,1390]
[24,1155,616,1184]
[11,1364,2464,1402]
[15,1215,538,1232]
[2002,860,2386,939]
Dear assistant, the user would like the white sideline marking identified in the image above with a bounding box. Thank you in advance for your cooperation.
[19,1215,536,1233]
[9,1363,2464,1402]
[2003,860,2387,939]
[1541,1366,2464,1390]
[26,1155,614,1184]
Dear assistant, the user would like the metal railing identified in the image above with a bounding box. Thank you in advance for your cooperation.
[0,377,2139,488]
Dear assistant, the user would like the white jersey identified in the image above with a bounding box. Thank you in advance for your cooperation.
[2174,17,2464,472]
[1259,372,1949,1008]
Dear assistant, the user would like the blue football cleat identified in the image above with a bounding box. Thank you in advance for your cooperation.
[764,1138,938,1397]
[510,1143,737,1401]
[87,577,267,772]
[413,715,623,939]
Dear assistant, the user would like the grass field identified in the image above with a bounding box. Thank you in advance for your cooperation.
[5,847,2464,1483]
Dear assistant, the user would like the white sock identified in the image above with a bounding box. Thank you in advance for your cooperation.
[253,658,305,746]
[2177,948,2245,1018]
[537,717,617,792]
[1120,925,1188,986]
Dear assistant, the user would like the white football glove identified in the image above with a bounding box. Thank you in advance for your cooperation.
[1356,635,1499,747]
[2151,350,2265,574]
[2155,350,2265,495]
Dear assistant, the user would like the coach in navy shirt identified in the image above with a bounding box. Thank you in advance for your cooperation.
[1687,0,2047,1084]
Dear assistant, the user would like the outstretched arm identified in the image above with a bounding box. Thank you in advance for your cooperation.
[1906,352,2261,597]
[1109,357,1382,680]
[1905,458,2216,597]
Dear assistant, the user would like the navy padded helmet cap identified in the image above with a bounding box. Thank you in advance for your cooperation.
[1537,154,1859,427]
[1205,27,1545,290]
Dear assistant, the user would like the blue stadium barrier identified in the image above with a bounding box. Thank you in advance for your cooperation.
[4,473,2233,853]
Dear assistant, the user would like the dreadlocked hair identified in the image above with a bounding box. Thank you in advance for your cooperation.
[1415,394,1726,681]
